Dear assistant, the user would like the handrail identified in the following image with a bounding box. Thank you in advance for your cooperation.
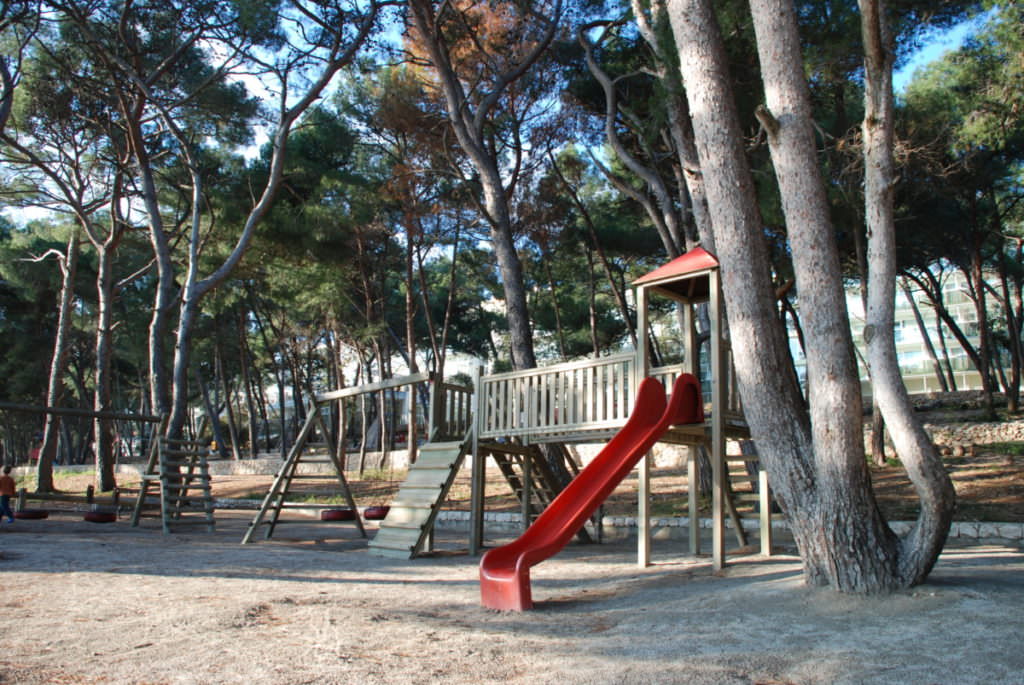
[478,354,639,440]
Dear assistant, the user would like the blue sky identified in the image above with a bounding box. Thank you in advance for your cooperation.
[893,11,992,91]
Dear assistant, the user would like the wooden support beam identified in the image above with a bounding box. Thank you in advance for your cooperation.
[0,402,160,423]
[760,469,773,556]
[688,446,700,556]
[315,372,431,403]
[635,284,651,568]
[470,364,485,555]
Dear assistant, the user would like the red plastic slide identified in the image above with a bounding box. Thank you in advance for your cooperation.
[479,373,704,611]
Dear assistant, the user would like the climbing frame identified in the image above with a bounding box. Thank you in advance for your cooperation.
[130,436,215,533]
[241,404,365,544]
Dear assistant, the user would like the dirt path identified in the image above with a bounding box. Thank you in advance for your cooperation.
[2,511,1023,684]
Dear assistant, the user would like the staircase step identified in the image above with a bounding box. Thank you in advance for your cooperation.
[366,544,415,559]
[163,518,215,526]
[391,489,445,507]
[369,526,421,550]
[402,468,454,488]
[382,505,432,526]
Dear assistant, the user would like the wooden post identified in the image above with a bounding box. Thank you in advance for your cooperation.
[710,269,726,571]
[638,451,651,566]
[688,447,700,555]
[635,285,652,568]
[683,300,701,556]
[427,377,439,442]
[469,364,485,555]
[759,469,773,556]
[521,449,532,534]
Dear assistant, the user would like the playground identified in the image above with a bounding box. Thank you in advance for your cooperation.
[1,512,1023,684]
[5,252,1024,682]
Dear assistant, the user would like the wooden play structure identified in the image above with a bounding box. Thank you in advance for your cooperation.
[475,248,774,609]
[246,248,772,585]
[0,404,169,524]
[241,372,473,545]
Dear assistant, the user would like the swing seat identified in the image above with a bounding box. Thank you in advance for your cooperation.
[321,508,357,521]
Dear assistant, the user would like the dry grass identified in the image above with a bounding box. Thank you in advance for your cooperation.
[25,439,1024,523]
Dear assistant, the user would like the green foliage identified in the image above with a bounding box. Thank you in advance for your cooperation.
[987,441,1024,457]
[898,6,1024,273]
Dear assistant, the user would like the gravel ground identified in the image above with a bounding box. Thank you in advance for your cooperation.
[1,510,1023,684]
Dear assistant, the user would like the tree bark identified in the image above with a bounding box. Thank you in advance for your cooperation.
[860,0,955,583]
[668,0,923,592]
[36,226,81,492]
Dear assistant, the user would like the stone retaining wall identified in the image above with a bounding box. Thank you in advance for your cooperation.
[427,510,1024,543]
[214,498,1024,543]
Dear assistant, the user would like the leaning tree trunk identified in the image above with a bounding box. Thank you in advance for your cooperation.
[36,226,81,493]
[860,0,955,584]
[93,242,118,491]
[900,280,949,393]
[669,0,905,592]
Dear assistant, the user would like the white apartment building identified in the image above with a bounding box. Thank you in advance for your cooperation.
[842,272,986,394]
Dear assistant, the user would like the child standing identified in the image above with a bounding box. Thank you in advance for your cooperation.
[0,465,16,523]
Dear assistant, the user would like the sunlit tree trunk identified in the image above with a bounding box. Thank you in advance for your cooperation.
[36,226,81,492]
[668,0,946,592]
[860,0,954,582]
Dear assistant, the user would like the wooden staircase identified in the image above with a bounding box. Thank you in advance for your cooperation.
[481,442,563,523]
[130,437,215,533]
[367,438,469,559]
[479,441,607,542]
[723,442,776,551]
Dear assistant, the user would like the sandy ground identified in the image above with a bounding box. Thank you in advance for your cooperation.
[2,511,1024,685]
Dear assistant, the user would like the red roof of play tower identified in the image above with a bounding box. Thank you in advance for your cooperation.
[632,248,719,301]
[632,247,719,286]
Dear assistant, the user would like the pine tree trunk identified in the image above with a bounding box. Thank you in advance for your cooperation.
[669,0,913,592]
[860,0,954,584]
[93,242,117,490]
[36,227,81,493]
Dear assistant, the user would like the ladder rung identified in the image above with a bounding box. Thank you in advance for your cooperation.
[275,502,352,510]
[160,438,204,448]
[162,448,207,457]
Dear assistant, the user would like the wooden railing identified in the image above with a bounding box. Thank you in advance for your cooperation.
[475,354,701,442]
[430,380,474,440]
[473,352,745,443]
